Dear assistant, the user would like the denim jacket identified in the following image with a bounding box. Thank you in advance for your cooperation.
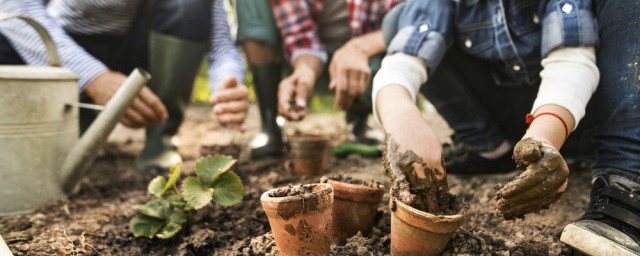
[385,0,598,86]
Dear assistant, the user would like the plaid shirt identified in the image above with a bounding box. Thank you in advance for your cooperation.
[270,0,402,63]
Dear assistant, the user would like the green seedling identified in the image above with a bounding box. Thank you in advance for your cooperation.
[129,155,244,239]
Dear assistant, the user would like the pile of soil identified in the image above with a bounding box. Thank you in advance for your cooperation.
[321,174,384,189]
[0,106,589,255]
[267,184,315,197]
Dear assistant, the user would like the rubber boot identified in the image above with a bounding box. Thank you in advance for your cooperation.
[345,98,381,146]
[249,63,285,159]
[136,32,208,171]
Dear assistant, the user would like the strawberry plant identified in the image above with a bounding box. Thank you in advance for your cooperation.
[129,155,243,239]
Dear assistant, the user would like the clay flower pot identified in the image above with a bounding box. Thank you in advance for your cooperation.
[200,144,241,159]
[289,134,330,176]
[261,183,334,256]
[390,197,466,256]
[321,175,385,245]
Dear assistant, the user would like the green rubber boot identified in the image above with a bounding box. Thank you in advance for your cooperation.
[136,32,208,171]
[249,63,285,159]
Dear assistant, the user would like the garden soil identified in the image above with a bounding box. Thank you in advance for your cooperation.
[0,106,588,255]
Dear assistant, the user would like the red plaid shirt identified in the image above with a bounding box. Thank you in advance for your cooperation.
[270,0,402,63]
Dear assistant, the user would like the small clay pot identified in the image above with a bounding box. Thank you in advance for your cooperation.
[261,183,334,256]
[390,197,466,256]
[199,144,241,159]
[321,176,385,245]
[289,135,330,176]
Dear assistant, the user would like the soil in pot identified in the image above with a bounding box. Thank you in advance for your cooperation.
[261,183,334,256]
[320,174,385,245]
[289,134,330,176]
[383,137,468,256]
[200,144,241,159]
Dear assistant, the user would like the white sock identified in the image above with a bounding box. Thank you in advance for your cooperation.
[479,140,511,159]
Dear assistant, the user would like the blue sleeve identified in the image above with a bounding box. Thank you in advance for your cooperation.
[384,0,454,74]
[540,0,598,57]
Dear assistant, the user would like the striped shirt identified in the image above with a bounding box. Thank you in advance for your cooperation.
[0,0,244,92]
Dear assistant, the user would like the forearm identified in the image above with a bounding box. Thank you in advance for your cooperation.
[0,0,107,90]
[292,54,324,81]
[523,105,574,150]
[346,30,386,58]
[208,0,245,91]
[526,46,599,149]
[376,85,421,129]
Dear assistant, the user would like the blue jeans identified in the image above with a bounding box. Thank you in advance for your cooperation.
[418,0,640,177]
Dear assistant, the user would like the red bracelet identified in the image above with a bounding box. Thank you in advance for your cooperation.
[526,112,569,139]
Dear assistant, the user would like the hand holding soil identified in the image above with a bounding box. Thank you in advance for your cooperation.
[495,137,570,219]
[383,136,453,215]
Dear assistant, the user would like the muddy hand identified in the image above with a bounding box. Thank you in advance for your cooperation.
[495,138,569,219]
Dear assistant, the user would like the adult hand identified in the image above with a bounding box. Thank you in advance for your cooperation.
[84,70,167,128]
[329,44,371,110]
[210,76,249,131]
[495,137,570,219]
[278,55,322,121]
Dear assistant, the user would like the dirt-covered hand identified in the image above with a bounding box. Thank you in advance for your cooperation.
[495,137,569,219]
[277,67,315,121]
[210,76,249,131]
[84,70,167,128]
[329,44,371,110]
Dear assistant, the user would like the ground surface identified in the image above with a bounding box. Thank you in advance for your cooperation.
[0,105,589,255]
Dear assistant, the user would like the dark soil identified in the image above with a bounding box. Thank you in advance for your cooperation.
[321,174,384,189]
[267,184,315,197]
[0,106,589,255]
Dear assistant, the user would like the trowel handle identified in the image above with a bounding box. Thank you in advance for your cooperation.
[0,14,61,67]
[61,68,151,192]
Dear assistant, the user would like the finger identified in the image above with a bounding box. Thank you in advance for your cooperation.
[123,109,146,128]
[138,87,168,122]
[495,168,548,199]
[278,79,295,119]
[119,116,135,128]
[497,177,568,207]
[343,70,360,109]
[359,68,371,95]
[130,97,159,124]
[334,72,348,110]
[220,76,238,89]
[294,77,313,118]
[217,112,246,125]
[513,138,543,166]
[497,190,564,219]
[213,100,249,114]
[212,86,249,104]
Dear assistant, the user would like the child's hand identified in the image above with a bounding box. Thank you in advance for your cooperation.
[495,137,569,219]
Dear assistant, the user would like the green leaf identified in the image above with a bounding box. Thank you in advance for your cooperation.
[156,211,187,239]
[130,214,164,239]
[137,199,169,219]
[195,155,236,186]
[166,193,186,208]
[211,171,244,206]
[164,164,182,193]
[182,177,214,210]
[148,176,167,198]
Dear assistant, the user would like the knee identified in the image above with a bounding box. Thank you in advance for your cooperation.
[152,0,212,41]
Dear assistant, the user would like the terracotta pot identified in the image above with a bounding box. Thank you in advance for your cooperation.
[261,183,334,256]
[199,144,241,159]
[289,135,330,176]
[322,177,385,245]
[390,197,466,256]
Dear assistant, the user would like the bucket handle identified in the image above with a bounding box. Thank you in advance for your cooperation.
[0,14,61,67]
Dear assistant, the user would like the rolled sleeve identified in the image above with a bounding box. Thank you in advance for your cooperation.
[540,0,598,57]
[384,0,453,75]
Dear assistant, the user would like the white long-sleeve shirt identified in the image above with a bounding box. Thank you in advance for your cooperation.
[372,47,599,130]
[0,0,245,92]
